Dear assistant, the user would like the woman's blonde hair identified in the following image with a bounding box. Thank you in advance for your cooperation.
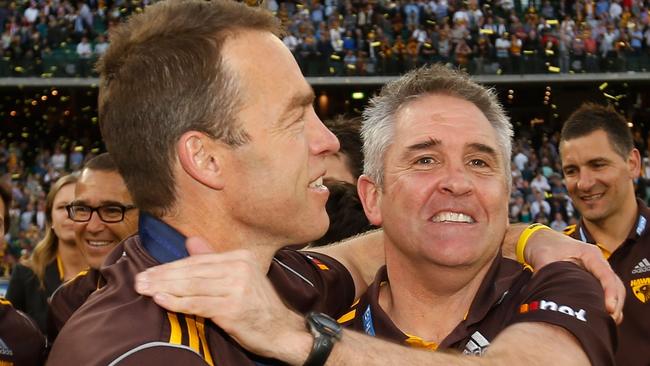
[25,173,78,287]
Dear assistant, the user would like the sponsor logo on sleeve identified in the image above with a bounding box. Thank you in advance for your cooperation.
[519,300,587,321]
[631,277,650,304]
[306,255,330,271]
[0,338,12,357]
[632,258,650,274]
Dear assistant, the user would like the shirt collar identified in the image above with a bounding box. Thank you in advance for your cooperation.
[361,266,406,342]
[138,212,189,264]
[442,252,523,347]
[578,198,649,245]
[363,252,523,347]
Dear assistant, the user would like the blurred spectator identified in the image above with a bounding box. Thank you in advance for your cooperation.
[283,31,299,53]
[513,146,529,171]
[530,169,552,193]
[94,34,109,57]
[69,147,84,171]
[550,211,568,231]
[34,200,46,231]
[531,189,552,218]
[19,202,35,232]
[510,193,526,222]
[520,202,533,223]
[496,31,512,72]
[23,2,39,24]
[5,174,86,332]
[76,35,92,76]
[50,146,66,171]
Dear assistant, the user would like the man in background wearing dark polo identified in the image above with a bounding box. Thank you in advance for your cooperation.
[0,182,46,365]
[48,152,138,341]
[561,103,649,366]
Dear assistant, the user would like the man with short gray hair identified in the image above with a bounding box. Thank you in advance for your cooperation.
[340,64,615,364]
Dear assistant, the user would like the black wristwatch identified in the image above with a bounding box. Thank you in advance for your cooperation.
[303,312,342,366]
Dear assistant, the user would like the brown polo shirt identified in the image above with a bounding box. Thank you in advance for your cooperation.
[339,256,616,366]
[0,298,46,366]
[47,268,104,343]
[564,198,650,366]
[48,213,355,365]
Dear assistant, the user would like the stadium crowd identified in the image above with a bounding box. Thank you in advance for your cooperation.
[0,0,144,77]
[2,0,650,76]
[279,0,650,75]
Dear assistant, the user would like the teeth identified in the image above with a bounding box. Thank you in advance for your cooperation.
[87,240,112,247]
[309,176,324,188]
[582,193,603,201]
[431,212,475,223]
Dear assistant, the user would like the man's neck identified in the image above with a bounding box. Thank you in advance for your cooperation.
[378,245,495,344]
[161,204,280,272]
[57,240,87,280]
[583,195,638,253]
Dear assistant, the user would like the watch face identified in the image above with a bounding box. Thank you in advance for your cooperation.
[308,312,342,339]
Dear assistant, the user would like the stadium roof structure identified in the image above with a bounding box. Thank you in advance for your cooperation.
[1,72,650,87]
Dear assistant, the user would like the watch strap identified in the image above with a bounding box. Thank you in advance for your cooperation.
[303,333,335,366]
[303,312,341,366]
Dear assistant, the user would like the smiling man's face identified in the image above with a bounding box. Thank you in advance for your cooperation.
[360,93,509,269]
[73,169,138,269]
[560,129,638,224]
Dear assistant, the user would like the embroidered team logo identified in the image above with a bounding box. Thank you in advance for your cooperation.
[463,331,490,356]
[632,258,650,274]
[631,277,650,303]
[0,337,13,356]
[519,300,587,321]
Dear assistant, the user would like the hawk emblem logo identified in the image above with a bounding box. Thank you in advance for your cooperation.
[630,277,650,303]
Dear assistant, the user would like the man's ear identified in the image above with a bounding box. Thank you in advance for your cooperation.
[357,174,383,226]
[628,148,641,179]
[176,131,225,190]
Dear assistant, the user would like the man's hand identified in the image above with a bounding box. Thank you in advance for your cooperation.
[523,229,625,324]
[134,237,312,363]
